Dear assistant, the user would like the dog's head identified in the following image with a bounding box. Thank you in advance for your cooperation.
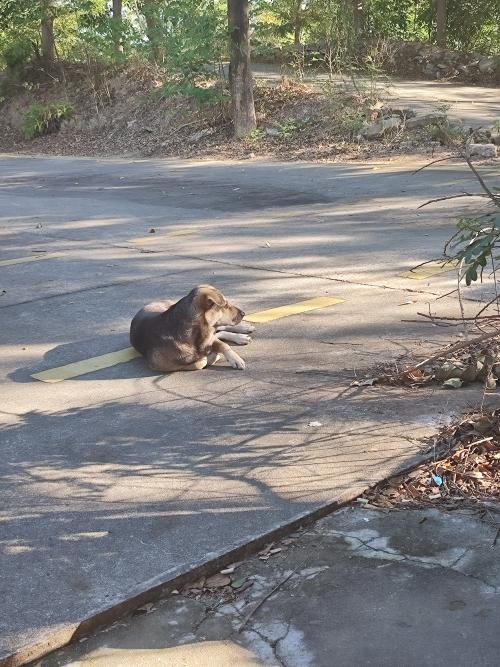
[191,285,244,327]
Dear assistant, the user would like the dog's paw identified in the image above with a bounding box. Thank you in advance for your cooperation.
[229,354,246,370]
[233,333,252,345]
[239,323,256,334]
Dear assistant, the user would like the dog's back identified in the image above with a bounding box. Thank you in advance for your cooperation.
[130,300,174,357]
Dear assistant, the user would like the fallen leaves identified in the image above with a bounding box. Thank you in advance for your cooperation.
[179,537,293,601]
[379,338,500,390]
[351,378,377,387]
[205,574,231,589]
[361,408,500,508]
[258,544,282,561]
[133,602,156,616]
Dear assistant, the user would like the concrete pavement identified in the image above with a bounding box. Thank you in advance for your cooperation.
[1,154,499,664]
[39,506,500,667]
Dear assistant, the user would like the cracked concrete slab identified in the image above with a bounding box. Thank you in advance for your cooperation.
[39,506,500,667]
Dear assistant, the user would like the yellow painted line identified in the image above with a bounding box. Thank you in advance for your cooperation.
[245,296,345,323]
[32,296,344,382]
[401,260,459,280]
[128,228,198,244]
[32,347,141,383]
[0,252,64,267]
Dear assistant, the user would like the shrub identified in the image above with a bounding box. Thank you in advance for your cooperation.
[426,119,465,146]
[160,79,229,106]
[2,39,33,70]
[22,102,74,139]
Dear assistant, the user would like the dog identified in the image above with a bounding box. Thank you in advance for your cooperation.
[130,285,254,372]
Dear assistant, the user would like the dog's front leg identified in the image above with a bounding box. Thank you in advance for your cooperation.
[211,339,246,370]
[215,330,252,346]
[217,323,255,334]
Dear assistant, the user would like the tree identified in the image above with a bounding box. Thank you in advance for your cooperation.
[40,0,55,64]
[292,0,305,45]
[436,0,447,47]
[112,0,123,54]
[139,0,164,63]
[227,0,256,138]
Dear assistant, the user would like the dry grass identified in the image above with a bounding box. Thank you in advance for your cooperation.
[0,64,453,162]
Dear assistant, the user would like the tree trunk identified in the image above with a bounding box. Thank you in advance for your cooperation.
[40,0,55,65]
[293,0,302,46]
[436,0,447,47]
[112,0,124,54]
[228,0,256,138]
[140,1,164,63]
[352,0,363,36]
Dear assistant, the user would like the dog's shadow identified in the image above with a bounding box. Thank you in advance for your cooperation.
[10,333,236,383]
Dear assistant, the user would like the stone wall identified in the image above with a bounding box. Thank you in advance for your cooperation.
[384,41,499,85]
[254,40,499,86]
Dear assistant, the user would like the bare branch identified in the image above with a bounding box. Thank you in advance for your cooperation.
[462,154,500,210]
[412,156,460,175]
[402,330,500,376]
[417,192,489,209]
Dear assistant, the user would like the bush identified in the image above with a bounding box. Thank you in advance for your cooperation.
[22,102,74,139]
[426,119,465,146]
[2,38,33,70]
[160,79,229,106]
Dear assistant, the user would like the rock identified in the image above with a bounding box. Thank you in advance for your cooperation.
[462,359,484,384]
[406,112,447,130]
[472,128,492,143]
[466,143,497,158]
[435,361,467,382]
[361,116,401,139]
[489,131,500,146]
[127,120,137,128]
[265,127,279,137]
[478,57,495,74]
[383,106,416,119]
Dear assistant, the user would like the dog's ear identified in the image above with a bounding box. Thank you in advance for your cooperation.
[197,286,225,310]
[204,292,225,309]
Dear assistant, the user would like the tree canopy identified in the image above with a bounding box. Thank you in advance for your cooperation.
[1,0,498,72]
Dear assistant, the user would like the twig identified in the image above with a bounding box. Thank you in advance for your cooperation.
[417,193,488,209]
[401,330,500,375]
[491,252,500,317]
[237,568,298,633]
[402,319,458,327]
[172,119,203,134]
[457,259,467,339]
[463,154,500,210]
[412,156,459,175]
[416,312,500,322]
[467,436,494,448]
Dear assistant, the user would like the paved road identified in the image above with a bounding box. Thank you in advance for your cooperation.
[251,63,500,128]
[1,154,498,665]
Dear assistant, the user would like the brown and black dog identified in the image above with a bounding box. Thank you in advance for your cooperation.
[130,285,254,372]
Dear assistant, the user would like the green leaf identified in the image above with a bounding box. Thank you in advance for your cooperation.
[443,377,463,389]
[465,265,478,285]
[230,577,247,589]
